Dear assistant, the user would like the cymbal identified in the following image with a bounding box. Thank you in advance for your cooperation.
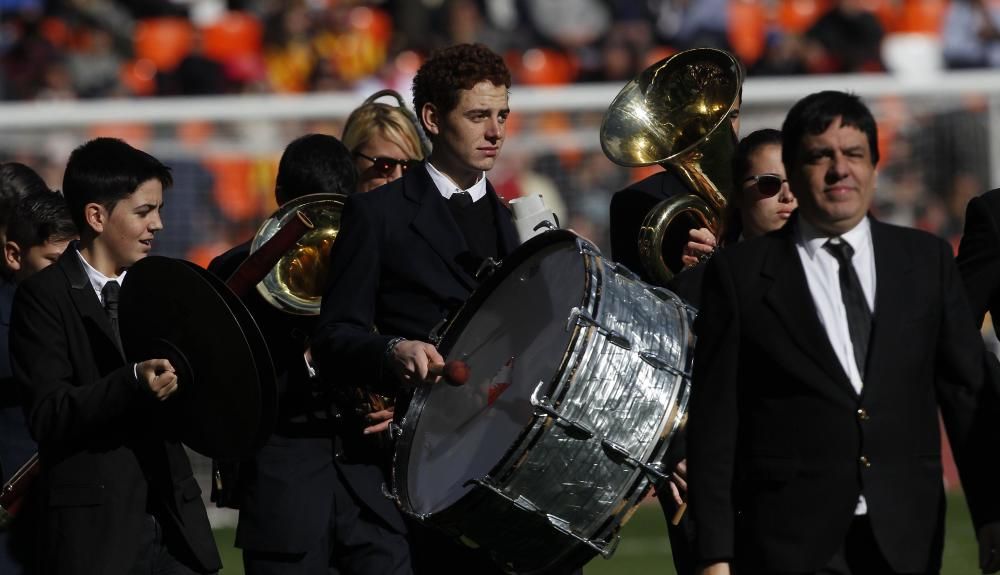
[119,256,277,460]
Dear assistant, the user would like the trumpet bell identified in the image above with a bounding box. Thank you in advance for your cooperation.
[251,193,346,315]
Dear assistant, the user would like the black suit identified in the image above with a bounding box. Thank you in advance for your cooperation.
[313,165,518,573]
[8,249,220,575]
[609,170,694,283]
[0,278,36,573]
[957,188,1000,338]
[208,242,409,574]
[688,217,1000,573]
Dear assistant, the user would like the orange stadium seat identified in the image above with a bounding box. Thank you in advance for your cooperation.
[87,123,152,147]
[728,0,768,66]
[895,0,946,34]
[205,157,260,222]
[119,59,157,96]
[517,48,577,86]
[40,17,70,48]
[855,0,901,32]
[777,0,830,33]
[134,17,194,72]
[201,12,262,64]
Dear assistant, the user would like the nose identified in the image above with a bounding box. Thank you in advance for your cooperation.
[778,181,795,203]
[485,117,502,142]
[387,164,404,182]
[149,211,164,232]
[827,152,849,182]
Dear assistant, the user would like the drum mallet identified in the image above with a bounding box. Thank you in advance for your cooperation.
[428,360,470,386]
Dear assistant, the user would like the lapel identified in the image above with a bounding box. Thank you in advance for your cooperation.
[862,219,913,396]
[488,183,519,257]
[761,218,857,398]
[404,167,520,288]
[58,249,125,361]
[405,167,477,290]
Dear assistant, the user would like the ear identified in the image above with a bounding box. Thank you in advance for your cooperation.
[83,203,106,234]
[4,240,21,272]
[421,103,441,137]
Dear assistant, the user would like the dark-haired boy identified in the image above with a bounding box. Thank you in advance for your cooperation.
[4,191,77,282]
[9,138,221,575]
[0,189,74,573]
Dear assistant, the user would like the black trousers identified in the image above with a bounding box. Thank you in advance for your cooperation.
[745,515,937,575]
[128,514,210,575]
[243,464,411,575]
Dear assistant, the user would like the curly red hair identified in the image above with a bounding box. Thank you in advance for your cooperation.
[412,43,511,130]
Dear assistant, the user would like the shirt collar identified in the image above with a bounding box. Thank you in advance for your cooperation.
[424,161,488,203]
[796,215,872,260]
[74,242,126,297]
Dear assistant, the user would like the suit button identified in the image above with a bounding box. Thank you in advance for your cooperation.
[857,408,870,421]
[859,455,871,468]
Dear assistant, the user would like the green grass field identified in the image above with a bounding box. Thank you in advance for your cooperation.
[212,491,981,574]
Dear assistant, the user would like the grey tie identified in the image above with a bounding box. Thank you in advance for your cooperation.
[102,280,123,352]
[824,238,872,377]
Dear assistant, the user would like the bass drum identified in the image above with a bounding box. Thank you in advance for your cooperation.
[393,230,694,573]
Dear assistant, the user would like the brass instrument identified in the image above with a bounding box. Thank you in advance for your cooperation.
[251,193,346,315]
[601,47,743,285]
[249,193,394,449]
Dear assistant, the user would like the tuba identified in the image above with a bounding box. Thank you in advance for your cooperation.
[250,193,394,448]
[251,193,346,315]
[601,47,743,285]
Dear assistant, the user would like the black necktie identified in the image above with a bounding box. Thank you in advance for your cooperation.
[824,238,871,377]
[102,280,123,352]
[449,191,473,208]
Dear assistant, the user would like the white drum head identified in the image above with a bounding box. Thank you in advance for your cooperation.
[401,239,587,516]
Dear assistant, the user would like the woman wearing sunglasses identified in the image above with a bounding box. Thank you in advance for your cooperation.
[342,90,427,194]
[679,128,797,270]
[662,128,798,575]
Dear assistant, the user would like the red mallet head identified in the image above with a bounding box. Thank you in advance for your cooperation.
[443,360,470,386]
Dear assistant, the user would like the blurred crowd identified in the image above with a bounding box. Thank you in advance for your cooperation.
[0,0,996,101]
[0,0,997,274]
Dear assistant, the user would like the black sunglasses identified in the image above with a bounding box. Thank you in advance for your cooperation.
[743,173,787,197]
[356,152,421,175]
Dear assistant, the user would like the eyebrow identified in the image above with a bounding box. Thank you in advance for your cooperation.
[466,107,510,116]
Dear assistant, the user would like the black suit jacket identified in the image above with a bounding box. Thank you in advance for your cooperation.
[688,217,1000,573]
[609,170,694,283]
[208,241,408,551]
[9,250,220,575]
[312,165,518,573]
[313,165,518,393]
[958,189,1000,338]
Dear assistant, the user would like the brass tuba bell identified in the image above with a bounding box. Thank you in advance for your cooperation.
[601,47,743,285]
[250,193,346,315]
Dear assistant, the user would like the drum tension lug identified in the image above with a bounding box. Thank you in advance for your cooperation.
[530,385,595,440]
[612,262,640,281]
[476,257,502,280]
[567,307,632,350]
[388,421,403,440]
[639,351,690,380]
[601,439,672,485]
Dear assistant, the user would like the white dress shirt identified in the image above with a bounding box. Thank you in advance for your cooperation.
[795,216,876,514]
[75,245,127,304]
[425,162,487,203]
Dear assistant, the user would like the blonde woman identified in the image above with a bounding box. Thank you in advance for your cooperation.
[342,89,427,193]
